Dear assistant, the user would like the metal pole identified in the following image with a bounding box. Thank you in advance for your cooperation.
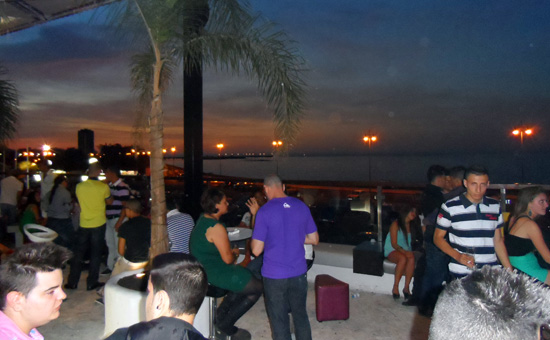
[26,146,29,189]
[377,185,383,244]
[500,187,507,215]
[520,131,525,183]
[368,142,372,183]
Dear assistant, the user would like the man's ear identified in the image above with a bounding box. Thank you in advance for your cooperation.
[6,291,24,312]
[152,290,171,318]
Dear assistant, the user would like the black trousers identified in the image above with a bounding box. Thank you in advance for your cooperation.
[67,224,106,287]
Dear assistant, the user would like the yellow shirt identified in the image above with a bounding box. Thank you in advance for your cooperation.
[76,179,111,228]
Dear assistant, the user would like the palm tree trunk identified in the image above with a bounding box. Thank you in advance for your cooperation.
[149,44,168,257]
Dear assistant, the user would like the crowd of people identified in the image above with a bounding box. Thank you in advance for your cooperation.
[385,163,550,327]
[0,170,319,340]
[1,161,550,340]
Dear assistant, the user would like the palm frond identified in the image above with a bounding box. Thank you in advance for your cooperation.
[186,8,308,146]
[0,66,19,143]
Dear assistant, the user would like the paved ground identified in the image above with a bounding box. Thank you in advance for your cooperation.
[38,271,431,340]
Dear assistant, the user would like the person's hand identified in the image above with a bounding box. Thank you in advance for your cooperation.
[457,253,475,269]
[246,197,260,215]
[232,245,240,263]
[115,221,122,231]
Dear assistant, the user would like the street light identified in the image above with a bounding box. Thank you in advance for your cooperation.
[512,127,534,183]
[362,133,378,183]
[216,143,224,175]
[272,140,283,175]
[512,127,533,145]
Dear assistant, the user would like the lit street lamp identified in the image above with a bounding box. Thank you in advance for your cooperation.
[272,140,283,175]
[512,127,533,145]
[512,127,534,183]
[362,133,378,183]
[216,143,224,175]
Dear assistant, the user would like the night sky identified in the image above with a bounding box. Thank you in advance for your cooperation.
[0,0,549,159]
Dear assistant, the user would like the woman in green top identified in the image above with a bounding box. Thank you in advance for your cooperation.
[190,188,262,339]
[19,190,45,235]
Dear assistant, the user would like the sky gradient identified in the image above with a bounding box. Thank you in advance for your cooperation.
[0,0,549,160]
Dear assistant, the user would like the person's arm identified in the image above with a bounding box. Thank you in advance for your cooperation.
[30,205,46,225]
[246,198,260,229]
[118,237,126,256]
[305,231,319,245]
[105,195,114,205]
[114,204,127,232]
[207,223,238,264]
[528,222,550,265]
[251,239,265,257]
[434,228,474,268]
[388,221,413,257]
[494,228,512,270]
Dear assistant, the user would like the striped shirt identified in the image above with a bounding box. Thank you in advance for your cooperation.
[167,209,195,254]
[106,178,130,219]
[436,194,503,277]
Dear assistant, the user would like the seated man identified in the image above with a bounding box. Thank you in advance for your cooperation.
[430,266,550,340]
[0,243,71,339]
[166,194,194,254]
[111,199,151,277]
[106,253,207,340]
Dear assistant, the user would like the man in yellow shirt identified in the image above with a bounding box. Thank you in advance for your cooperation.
[65,163,113,291]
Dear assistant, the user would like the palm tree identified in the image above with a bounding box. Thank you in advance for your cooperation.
[0,65,19,145]
[124,0,307,257]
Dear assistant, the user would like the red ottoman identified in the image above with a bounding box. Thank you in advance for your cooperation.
[315,274,349,322]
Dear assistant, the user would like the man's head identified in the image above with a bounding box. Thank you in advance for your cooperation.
[38,160,51,173]
[166,193,183,212]
[447,166,466,191]
[263,174,285,200]
[463,165,489,203]
[125,199,142,218]
[87,162,102,178]
[145,253,207,322]
[0,243,71,333]
[104,165,121,183]
[253,190,267,207]
[426,165,447,189]
[430,266,550,340]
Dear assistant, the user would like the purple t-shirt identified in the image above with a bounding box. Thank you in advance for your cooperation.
[253,196,317,279]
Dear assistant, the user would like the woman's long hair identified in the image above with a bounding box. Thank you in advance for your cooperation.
[513,186,545,218]
[49,175,67,205]
[394,204,416,246]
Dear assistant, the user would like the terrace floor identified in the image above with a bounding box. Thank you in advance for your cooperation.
[38,271,431,340]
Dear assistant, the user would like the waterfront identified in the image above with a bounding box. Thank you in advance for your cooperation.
[201,152,550,185]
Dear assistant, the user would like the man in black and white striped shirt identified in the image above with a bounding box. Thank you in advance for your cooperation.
[104,166,131,274]
[434,165,512,278]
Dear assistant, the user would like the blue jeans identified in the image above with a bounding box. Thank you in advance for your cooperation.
[263,274,311,340]
[419,242,450,308]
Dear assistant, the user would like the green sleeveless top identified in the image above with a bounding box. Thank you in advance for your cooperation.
[190,214,252,292]
[19,205,38,234]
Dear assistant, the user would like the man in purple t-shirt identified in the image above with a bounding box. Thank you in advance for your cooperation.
[252,175,319,340]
